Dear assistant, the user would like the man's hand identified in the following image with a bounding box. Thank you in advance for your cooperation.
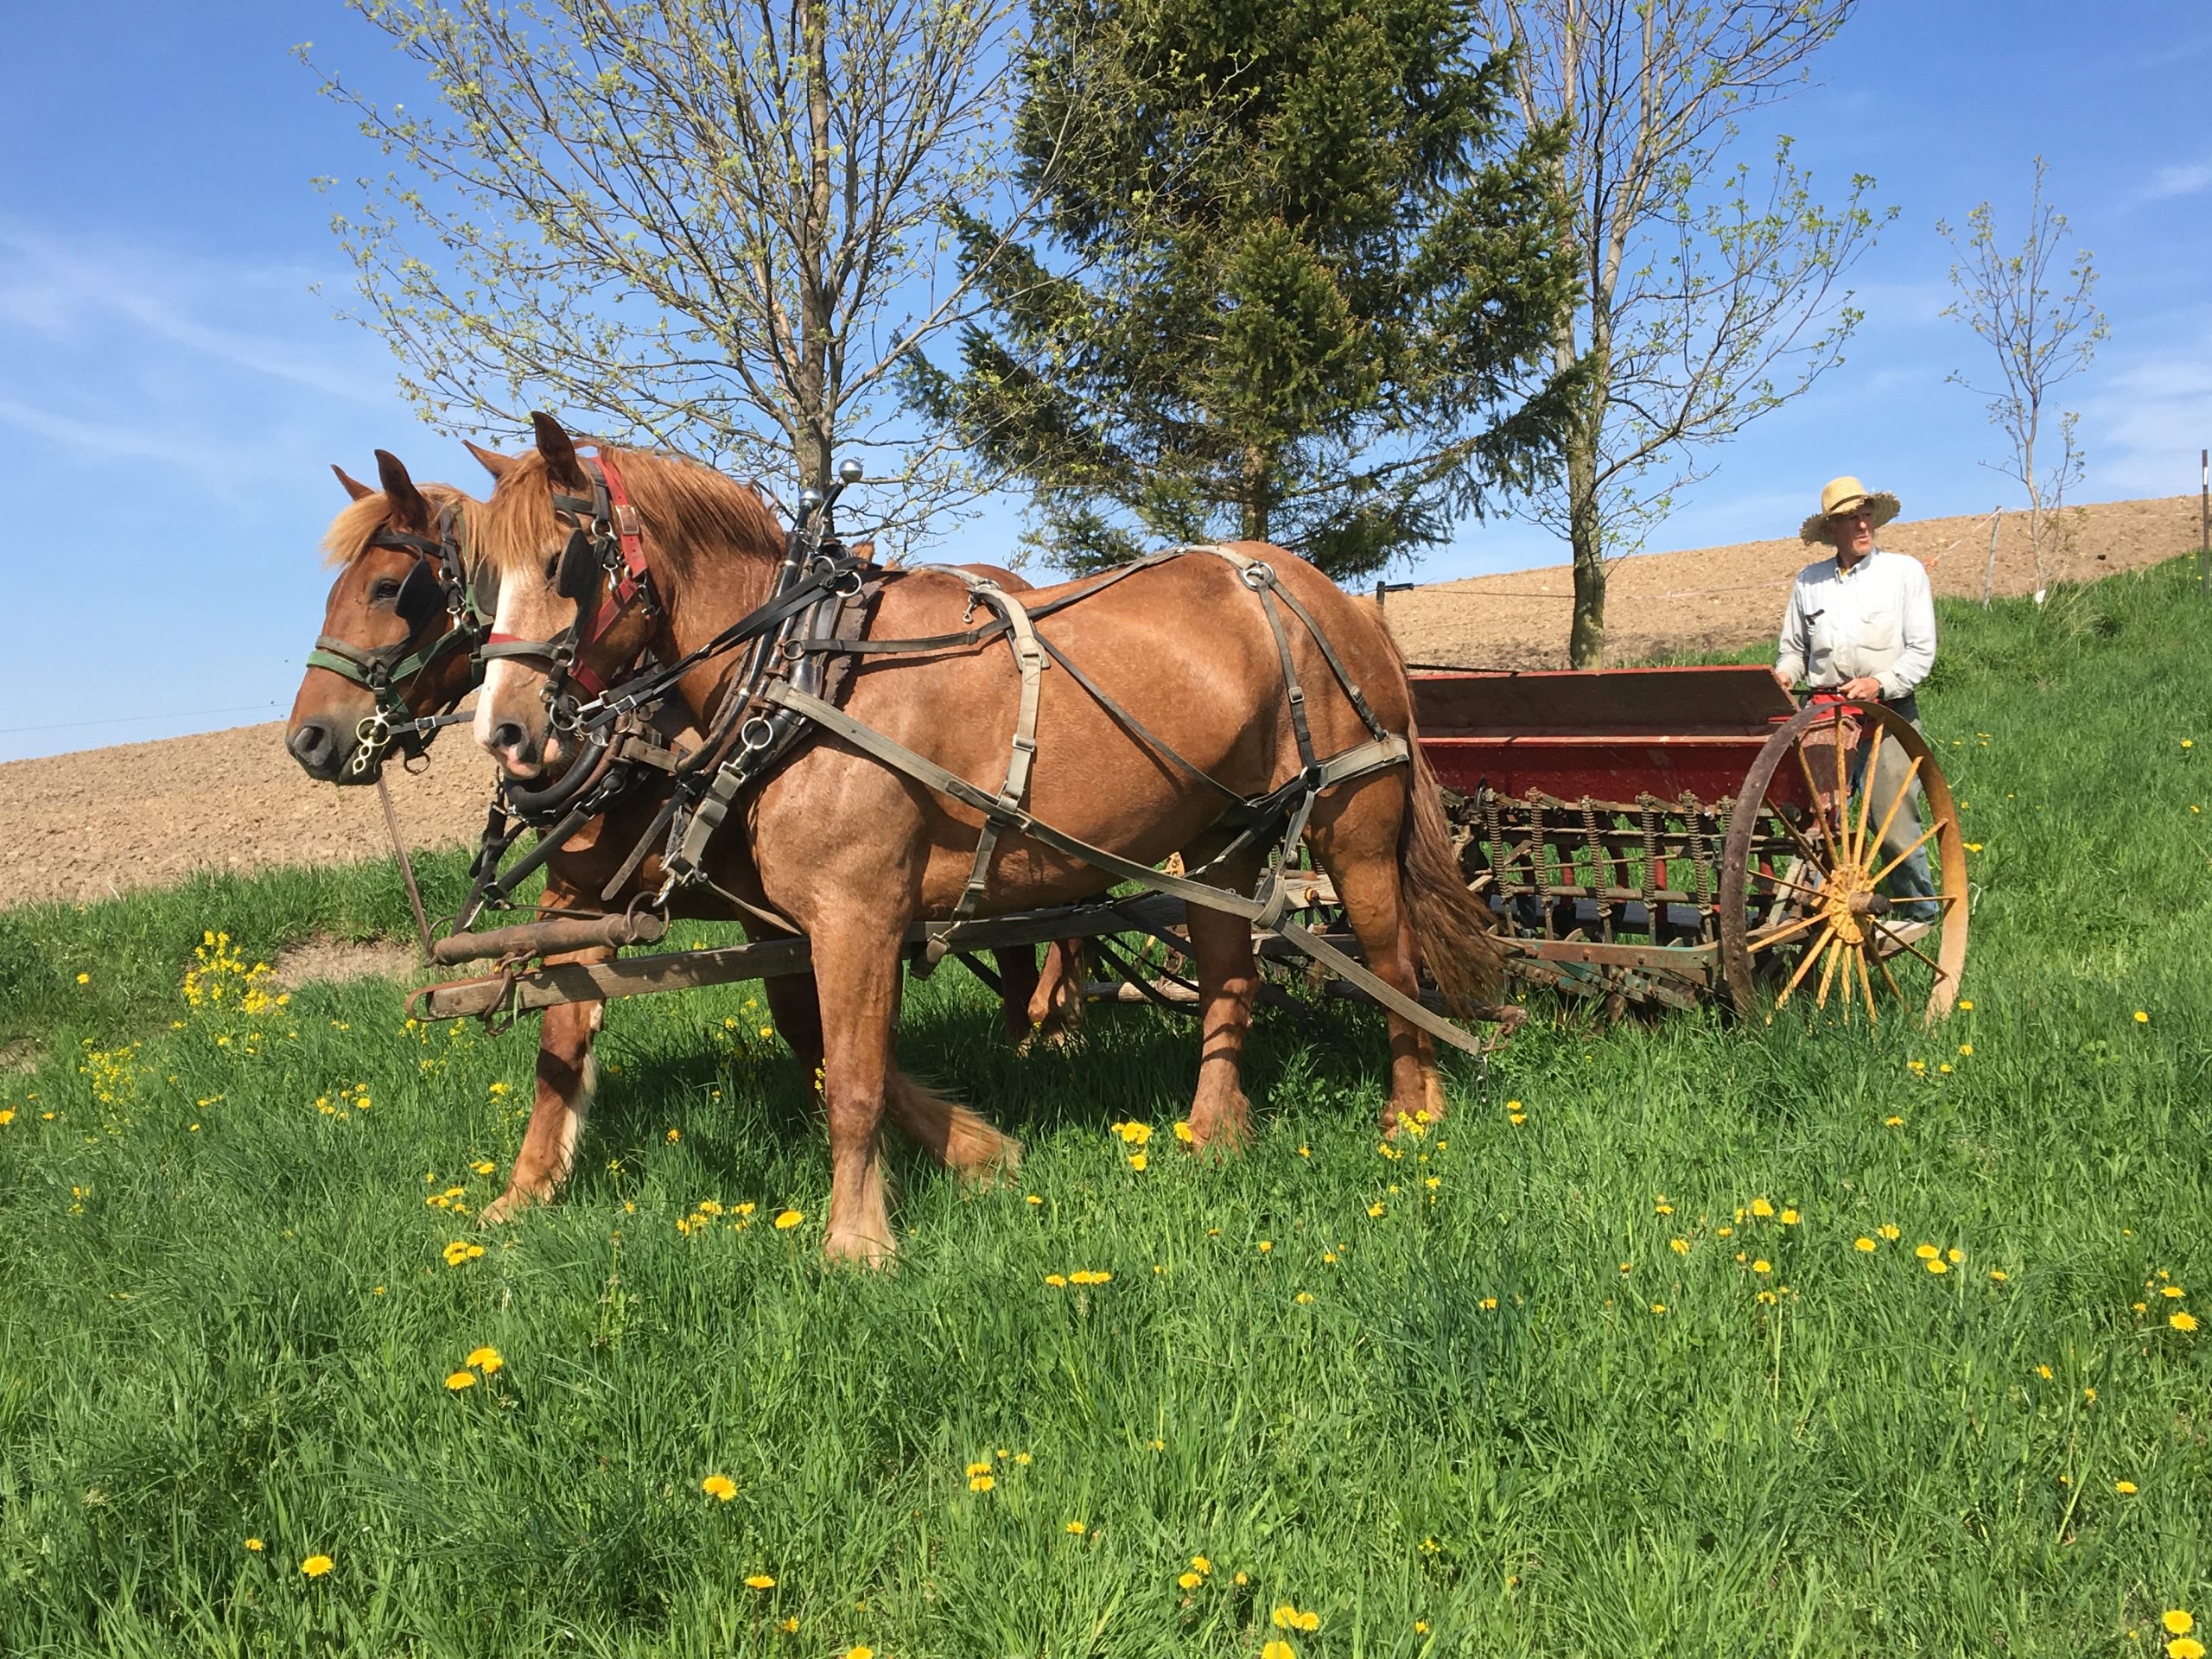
[1837,675,1884,701]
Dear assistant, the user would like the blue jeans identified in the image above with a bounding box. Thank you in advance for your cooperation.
[1847,702,1938,923]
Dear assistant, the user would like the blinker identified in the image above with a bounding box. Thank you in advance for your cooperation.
[394,558,442,631]
[555,526,601,601]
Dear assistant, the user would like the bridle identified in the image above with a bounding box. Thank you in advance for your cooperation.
[479,450,658,715]
[305,504,497,776]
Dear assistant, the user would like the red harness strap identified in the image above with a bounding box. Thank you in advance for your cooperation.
[569,450,653,696]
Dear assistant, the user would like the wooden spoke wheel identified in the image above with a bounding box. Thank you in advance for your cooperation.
[1718,700,1967,1025]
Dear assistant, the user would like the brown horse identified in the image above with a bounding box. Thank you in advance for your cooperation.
[288,449,1083,1226]
[471,416,1500,1262]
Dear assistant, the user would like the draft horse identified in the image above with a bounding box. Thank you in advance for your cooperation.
[472,415,1501,1262]
[287,449,1081,1225]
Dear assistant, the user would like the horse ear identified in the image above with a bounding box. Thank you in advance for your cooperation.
[530,411,589,491]
[332,464,374,501]
[373,449,430,531]
[463,439,517,480]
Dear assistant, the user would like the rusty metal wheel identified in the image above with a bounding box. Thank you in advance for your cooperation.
[1718,700,1967,1025]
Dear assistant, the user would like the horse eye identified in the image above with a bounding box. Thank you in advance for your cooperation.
[544,551,561,580]
[370,579,402,602]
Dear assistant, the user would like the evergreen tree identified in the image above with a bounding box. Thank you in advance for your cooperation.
[905,0,1580,580]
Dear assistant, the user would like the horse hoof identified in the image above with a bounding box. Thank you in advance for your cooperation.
[823,1230,898,1268]
[478,1186,545,1228]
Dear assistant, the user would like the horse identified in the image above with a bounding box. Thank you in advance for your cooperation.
[469,415,1501,1263]
[287,448,1084,1226]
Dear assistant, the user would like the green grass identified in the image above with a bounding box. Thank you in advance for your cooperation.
[3,559,2209,1657]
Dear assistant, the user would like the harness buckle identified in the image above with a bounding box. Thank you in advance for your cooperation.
[740,717,776,752]
[1240,562,1276,589]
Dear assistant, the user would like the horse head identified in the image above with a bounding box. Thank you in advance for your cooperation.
[286,450,495,783]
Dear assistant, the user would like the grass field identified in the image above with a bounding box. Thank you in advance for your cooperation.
[3,558,2209,1657]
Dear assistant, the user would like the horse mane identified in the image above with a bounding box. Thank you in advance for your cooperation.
[318,483,478,566]
[474,443,785,578]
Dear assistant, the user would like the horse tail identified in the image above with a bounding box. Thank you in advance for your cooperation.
[1374,617,1504,1012]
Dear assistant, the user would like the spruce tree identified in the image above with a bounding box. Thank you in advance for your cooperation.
[906,0,1580,580]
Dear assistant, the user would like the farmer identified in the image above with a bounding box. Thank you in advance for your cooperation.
[1775,475,1940,922]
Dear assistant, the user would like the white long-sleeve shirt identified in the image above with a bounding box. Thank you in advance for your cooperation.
[1774,546,1936,699]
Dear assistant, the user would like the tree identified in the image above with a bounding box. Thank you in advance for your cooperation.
[1939,157,2107,600]
[1469,0,1890,665]
[903,0,1580,582]
[309,0,1030,530]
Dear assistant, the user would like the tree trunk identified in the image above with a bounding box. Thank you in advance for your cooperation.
[1565,417,1605,667]
[1241,444,1271,543]
[797,0,835,496]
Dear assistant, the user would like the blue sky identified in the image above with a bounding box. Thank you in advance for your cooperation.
[3,1,2208,761]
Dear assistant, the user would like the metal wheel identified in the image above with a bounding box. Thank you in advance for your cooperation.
[1718,701,1967,1025]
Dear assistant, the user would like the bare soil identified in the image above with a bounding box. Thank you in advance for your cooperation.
[270,934,423,988]
[2,494,2196,910]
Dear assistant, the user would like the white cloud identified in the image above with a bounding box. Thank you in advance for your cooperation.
[2139,160,2212,202]
[2082,334,2212,499]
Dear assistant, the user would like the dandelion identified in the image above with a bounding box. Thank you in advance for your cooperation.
[1173,1121,1195,1142]
[301,1554,334,1578]
[1065,1520,1086,1535]
[1670,1238,1690,1255]
[2083,1387,2097,1402]
[2115,1480,2137,1494]
[1272,1605,1320,1632]
[1070,1269,1111,1285]
[2164,1285,2186,1299]
[1884,1115,1905,1127]
[1878,1224,1901,1241]
[1178,1570,1203,1590]
[75,972,89,985]
[1958,1044,1973,1057]
[746,1573,776,1590]
[1854,1236,1878,1253]
[2165,1611,2195,1637]
[1295,1292,1314,1306]
[444,1370,477,1391]
[2037,1364,2054,1380]
[845,1647,874,1659]
[2172,1311,2199,1332]
[1367,1202,1386,1218]
[1014,1452,1031,1465]
[1415,1621,1430,1634]
[773,1210,804,1230]
[1959,999,1973,1010]
[1128,1153,1148,1171]
[1751,1259,1771,1275]
[1478,1297,1498,1311]
[702,1474,737,1501]
[1116,1122,1153,1145]
[1750,1198,1774,1218]
[1262,1644,1296,1659]
[1507,1111,1525,1126]
[2174,1639,2205,1659]
[466,1345,503,1373]
[1045,1274,1067,1287]
[1915,1243,1939,1260]
[2135,1011,2150,1024]
[781,1618,800,1634]
[1989,1268,2009,1281]
[245,1537,264,1552]
[1026,1194,1042,1206]
[1926,1258,1949,1275]
[1650,1303,1667,1314]
[1964,842,1983,853]
[1259,1241,1273,1254]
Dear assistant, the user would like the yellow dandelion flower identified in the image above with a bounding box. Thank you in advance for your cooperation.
[1757,1289,1777,1305]
[76,972,89,985]
[2115,1479,2138,1494]
[1415,1621,1430,1634]
[1367,1202,1386,1217]
[1854,1236,1878,1253]
[1065,1520,1086,1535]
[471,1160,494,1175]
[1947,1247,1965,1263]
[2084,1387,2097,1402]
[964,1460,991,1477]
[1926,1258,1949,1274]
[1915,1243,1939,1260]
[665,1128,680,1143]
[1014,1452,1032,1465]
[1128,1152,1147,1171]
[781,1618,800,1634]
[773,1209,804,1230]
[1989,1268,2009,1281]
[2174,1638,2205,1659]
[845,1647,874,1659]
[1026,1194,1042,1205]
[746,1573,776,1590]
[1650,1303,1667,1314]
[2135,1011,2150,1024]
[702,1474,737,1501]
[1173,1121,1195,1142]
[444,1370,476,1390]
[968,1474,995,1491]
[301,1554,334,1578]
[1750,1198,1774,1218]
[245,1537,264,1552]
[1958,1044,1973,1057]
[1717,1225,1733,1237]
[1294,1291,1314,1305]
[2171,1310,2199,1332]
[2037,1364,2053,1379]
[1885,1113,1905,1126]
[2164,1611,2194,1637]
[1262,1643,1296,1659]
[1751,1259,1771,1275]
[1478,1296,1497,1311]
[1878,1223,1901,1240]
[466,1346,503,1373]
[1507,1112,1526,1125]
[1178,1570,1202,1590]
[1781,1208,1800,1225]
[1670,1237,1690,1255]
[1045,1273,1066,1287]
[2164,1285,2186,1298]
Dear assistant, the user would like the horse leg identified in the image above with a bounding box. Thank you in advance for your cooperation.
[760,971,825,1105]
[808,925,907,1264]
[1307,781,1444,1137]
[480,945,610,1224]
[991,947,1041,1048]
[1025,941,1089,1051]
[1179,848,1267,1153]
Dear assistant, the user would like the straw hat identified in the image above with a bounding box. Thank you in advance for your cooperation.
[1799,475,1901,544]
